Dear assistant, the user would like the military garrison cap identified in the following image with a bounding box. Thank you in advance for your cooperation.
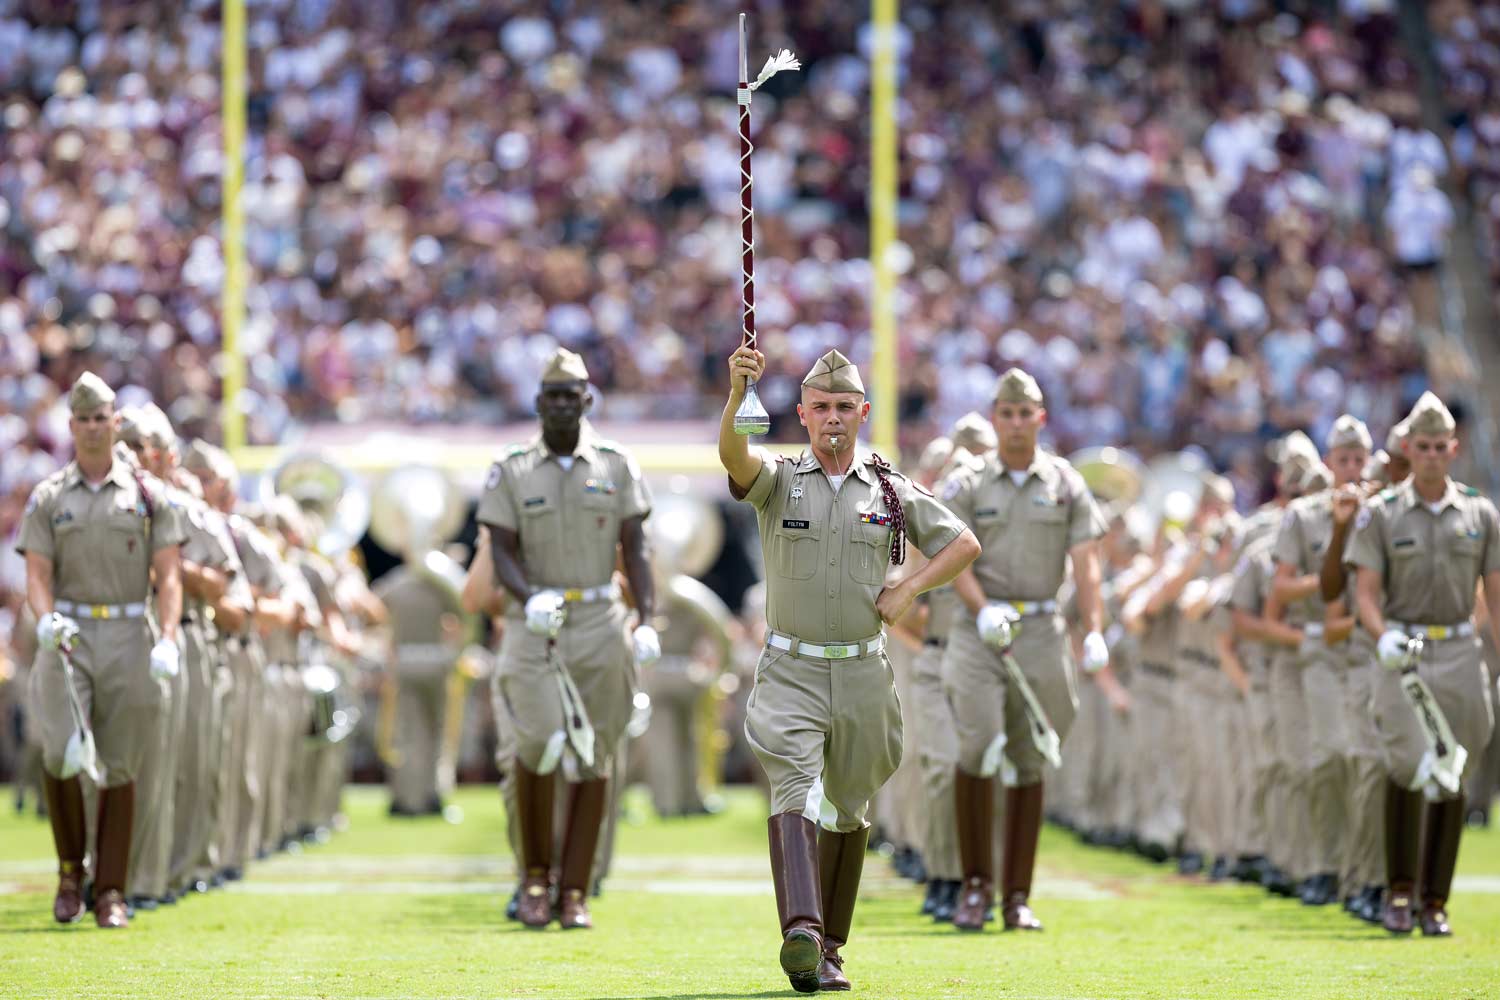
[802,349,865,394]
[950,411,998,455]
[69,371,115,413]
[540,348,590,385]
[115,407,149,447]
[141,403,174,448]
[994,367,1043,405]
[1406,391,1456,437]
[917,436,954,476]
[1385,417,1410,454]
[1325,414,1372,452]
[1300,462,1334,493]
[1276,430,1319,478]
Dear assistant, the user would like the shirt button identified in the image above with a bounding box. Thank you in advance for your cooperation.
[829,558,836,565]
[832,525,839,533]
[828,590,836,597]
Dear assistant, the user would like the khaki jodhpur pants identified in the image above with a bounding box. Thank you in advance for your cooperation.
[745,645,902,833]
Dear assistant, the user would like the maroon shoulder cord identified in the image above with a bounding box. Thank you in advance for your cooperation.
[868,453,906,566]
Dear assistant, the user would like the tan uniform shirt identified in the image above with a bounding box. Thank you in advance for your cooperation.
[476,431,651,597]
[923,455,986,642]
[1271,491,1336,625]
[228,516,282,597]
[1230,536,1277,617]
[1347,478,1500,624]
[178,491,236,620]
[943,450,1106,601]
[374,567,462,674]
[1239,503,1283,553]
[16,458,186,603]
[741,449,966,644]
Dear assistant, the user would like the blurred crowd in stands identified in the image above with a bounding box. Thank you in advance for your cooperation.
[0,0,1494,636]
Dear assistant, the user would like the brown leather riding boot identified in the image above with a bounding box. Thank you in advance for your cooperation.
[557,779,607,930]
[817,825,869,992]
[1419,795,1465,937]
[43,774,87,924]
[1002,782,1045,931]
[513,765,555,929]
[952,768,995,931]
[768,813,823,994]
[95,783,135,929]
[1381,781,1422,936]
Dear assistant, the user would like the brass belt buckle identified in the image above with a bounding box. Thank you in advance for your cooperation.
[92,604,111,619]
[823,644,852,659]
[1428,626,1450,640]
[563,588,584,603]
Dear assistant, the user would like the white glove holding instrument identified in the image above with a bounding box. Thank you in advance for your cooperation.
[977,603,1019,649]
[632,624,661,666]
[36,611,79,652]
[525,590,567,637]
[1378,628,1410,671]
[149,638,180,680]
[1082,631,1110,673]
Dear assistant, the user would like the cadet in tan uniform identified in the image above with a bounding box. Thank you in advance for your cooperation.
[18,373,186,929]
[376,563,465,816]
[719,346,978,992]
[1267,417,1373,906]
[641,570,731,818]
[1349,392,1500,937]
[479,348,657,932]
[1319,423,1400,923]
[941,368,1109,933]
[909,414,995,923]
[194,450,292,875]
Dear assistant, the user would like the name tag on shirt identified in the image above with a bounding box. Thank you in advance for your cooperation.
[524,497,547,508]
[1393,538,1416,549]
[782,519,811,530]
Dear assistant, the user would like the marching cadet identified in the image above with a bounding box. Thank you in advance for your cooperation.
[1267,419,1373,907]
[1174,520,1243,880]
[1319,421,1398,923]
[479,348,658,932]
[909,414,996,923]
[1088,509,1154,853]
[192,445,293,877]
[1118,490,1222,870]
[1055,505,1136,846]
[110,414,181,911]
[942,368,1109,933]
[376,559,467,817]
[1348,391,1500,937]
[719,345,978,991]
[1240,435,1319,894]
[640,555,732,819]
[1229,497,1310,895]
[18,373,186,928]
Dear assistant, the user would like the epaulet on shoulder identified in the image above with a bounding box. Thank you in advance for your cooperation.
[502,444,528,460]
[1381,490,1397,503]
[1463,486,1482,498]
[594,440,621,454]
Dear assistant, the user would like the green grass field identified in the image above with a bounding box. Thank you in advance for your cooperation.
[2,785,1498,999]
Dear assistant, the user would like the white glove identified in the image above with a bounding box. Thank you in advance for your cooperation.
[524,590,567,637]
[37,611,80,652]
[977,603,1018,649]
[1082,631,1110,673]
[1377,628,1410,671]
[632,624,661,666]
[149,638,180,680]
